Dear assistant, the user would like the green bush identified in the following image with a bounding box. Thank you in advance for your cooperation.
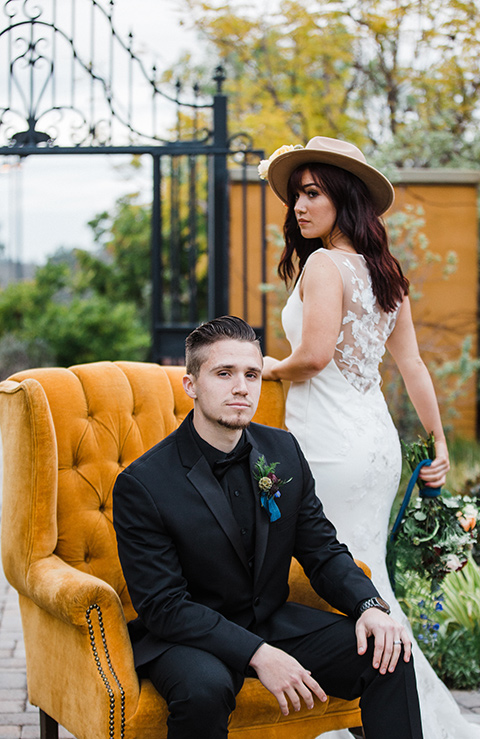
[23,294,150,366]
[397,560,480,690]
[0,195,153,369]
[422,625,480,690]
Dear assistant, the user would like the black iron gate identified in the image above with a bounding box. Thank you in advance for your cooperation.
[0,0,266,361]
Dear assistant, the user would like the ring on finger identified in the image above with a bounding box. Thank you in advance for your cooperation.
[393,640,402,646]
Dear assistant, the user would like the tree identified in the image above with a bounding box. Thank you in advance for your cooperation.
[173,0,480,167]
[342,0,480,166]
[0,194,152,376]
[81,193,152,321]
[169,0,361,150]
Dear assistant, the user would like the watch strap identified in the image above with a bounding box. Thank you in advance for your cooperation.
[357,596,391,618]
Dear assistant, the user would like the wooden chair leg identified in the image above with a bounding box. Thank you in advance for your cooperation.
[349,728,365,739]
[40,709,59,739]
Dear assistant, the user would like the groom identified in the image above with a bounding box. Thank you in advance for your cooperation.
[113,315,423,738]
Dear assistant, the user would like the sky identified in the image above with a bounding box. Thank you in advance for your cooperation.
[0,0,206,265]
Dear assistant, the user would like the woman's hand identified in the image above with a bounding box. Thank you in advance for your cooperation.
[262,355,281,381]
[418,438,450,488]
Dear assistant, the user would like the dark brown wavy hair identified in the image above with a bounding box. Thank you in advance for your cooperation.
[185,315,261,376]
[278,163,409,313]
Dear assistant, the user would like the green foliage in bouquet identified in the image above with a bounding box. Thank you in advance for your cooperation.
[388,434,478,592]
[401,432,436,490]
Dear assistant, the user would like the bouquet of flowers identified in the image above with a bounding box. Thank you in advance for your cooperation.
[388,434,478,592]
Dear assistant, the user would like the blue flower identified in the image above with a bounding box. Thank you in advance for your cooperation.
[435,602,443,611]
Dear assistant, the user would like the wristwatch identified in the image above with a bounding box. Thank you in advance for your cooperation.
[357,596,391,617]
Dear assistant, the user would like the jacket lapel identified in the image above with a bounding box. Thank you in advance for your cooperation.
[248,437,271,582]
[176,416,251,574]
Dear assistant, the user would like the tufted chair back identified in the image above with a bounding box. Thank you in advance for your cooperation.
[3,361,285,623]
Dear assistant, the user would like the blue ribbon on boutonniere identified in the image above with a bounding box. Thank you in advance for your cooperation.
[253,455,292,522]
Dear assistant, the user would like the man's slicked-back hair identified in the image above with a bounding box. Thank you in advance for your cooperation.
[185,316,261,376]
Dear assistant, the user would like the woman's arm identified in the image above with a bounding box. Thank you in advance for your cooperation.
[262,252,343,382]
[386,296,450,486]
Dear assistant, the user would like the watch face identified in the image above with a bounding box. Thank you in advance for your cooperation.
[358,596,391,617]
[376,597,390,613]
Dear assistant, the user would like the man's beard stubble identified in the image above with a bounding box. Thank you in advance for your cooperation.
[217,417,251,431]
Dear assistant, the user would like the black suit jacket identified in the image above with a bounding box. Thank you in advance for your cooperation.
[113,415,379,673]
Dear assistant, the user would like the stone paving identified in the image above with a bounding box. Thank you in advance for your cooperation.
[1,437,479,738]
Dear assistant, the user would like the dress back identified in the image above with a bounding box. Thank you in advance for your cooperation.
[290,248,398,392]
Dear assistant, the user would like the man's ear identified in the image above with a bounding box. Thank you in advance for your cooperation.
[183,373,197,399]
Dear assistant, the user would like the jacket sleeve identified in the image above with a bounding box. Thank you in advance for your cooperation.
[113,470,263,673]
[290,435,380,617]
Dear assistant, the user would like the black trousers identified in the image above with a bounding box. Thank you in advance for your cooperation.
[147,614,423,739]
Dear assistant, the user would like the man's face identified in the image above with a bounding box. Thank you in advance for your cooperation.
[183,339,263,433]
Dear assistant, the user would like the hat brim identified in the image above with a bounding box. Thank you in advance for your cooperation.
[267,149,394,215]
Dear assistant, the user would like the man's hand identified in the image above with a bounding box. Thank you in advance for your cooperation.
[356,608,412,675]
[249,643,327,716]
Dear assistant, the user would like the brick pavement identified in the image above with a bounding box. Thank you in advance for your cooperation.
[1,437,479,739]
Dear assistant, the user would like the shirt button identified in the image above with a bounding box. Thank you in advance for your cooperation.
[253,597,260,607]
[234,490,240,497]
[241,528,247,535]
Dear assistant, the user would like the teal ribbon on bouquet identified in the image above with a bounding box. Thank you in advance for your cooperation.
[390,459,441,540]
[387,460,442,592]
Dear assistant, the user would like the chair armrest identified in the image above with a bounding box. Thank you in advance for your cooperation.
[22,555,143,733]
[288,558,371,614]
[27,554,128,630]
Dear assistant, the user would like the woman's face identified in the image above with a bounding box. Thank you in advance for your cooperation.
[293,169,338,241]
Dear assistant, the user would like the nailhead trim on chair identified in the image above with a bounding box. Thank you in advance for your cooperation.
[86,604,125,739]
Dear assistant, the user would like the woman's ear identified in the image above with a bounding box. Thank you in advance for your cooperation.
[182,374,197,399]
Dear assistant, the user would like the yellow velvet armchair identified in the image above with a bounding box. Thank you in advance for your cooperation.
[0,360,364,739]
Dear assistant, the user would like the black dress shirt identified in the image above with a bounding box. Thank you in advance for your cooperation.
[188,414,256,569]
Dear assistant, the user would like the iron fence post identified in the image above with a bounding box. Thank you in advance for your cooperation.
[208,72,229,319]
[151,153,163,360]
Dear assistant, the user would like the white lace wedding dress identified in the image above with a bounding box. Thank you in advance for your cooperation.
[282,247,480,739]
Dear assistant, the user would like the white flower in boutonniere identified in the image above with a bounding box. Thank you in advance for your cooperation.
[253,455,292,522]
[257,144,304,181]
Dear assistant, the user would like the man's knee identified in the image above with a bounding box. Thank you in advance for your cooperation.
[148,646,242,728]
[182,670,238,715]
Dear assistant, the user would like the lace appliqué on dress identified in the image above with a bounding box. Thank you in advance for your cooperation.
[334,257,398,393]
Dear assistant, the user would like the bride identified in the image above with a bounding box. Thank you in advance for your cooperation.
[260,136,479,738]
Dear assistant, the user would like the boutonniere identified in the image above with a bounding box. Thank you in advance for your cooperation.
[253,455,292,522]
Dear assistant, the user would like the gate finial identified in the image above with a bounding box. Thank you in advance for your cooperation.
[213,66,226,94]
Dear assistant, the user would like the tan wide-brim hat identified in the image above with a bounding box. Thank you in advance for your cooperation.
[265,136,395,214]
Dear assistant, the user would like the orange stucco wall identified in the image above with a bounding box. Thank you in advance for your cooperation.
[229,170,479,438]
